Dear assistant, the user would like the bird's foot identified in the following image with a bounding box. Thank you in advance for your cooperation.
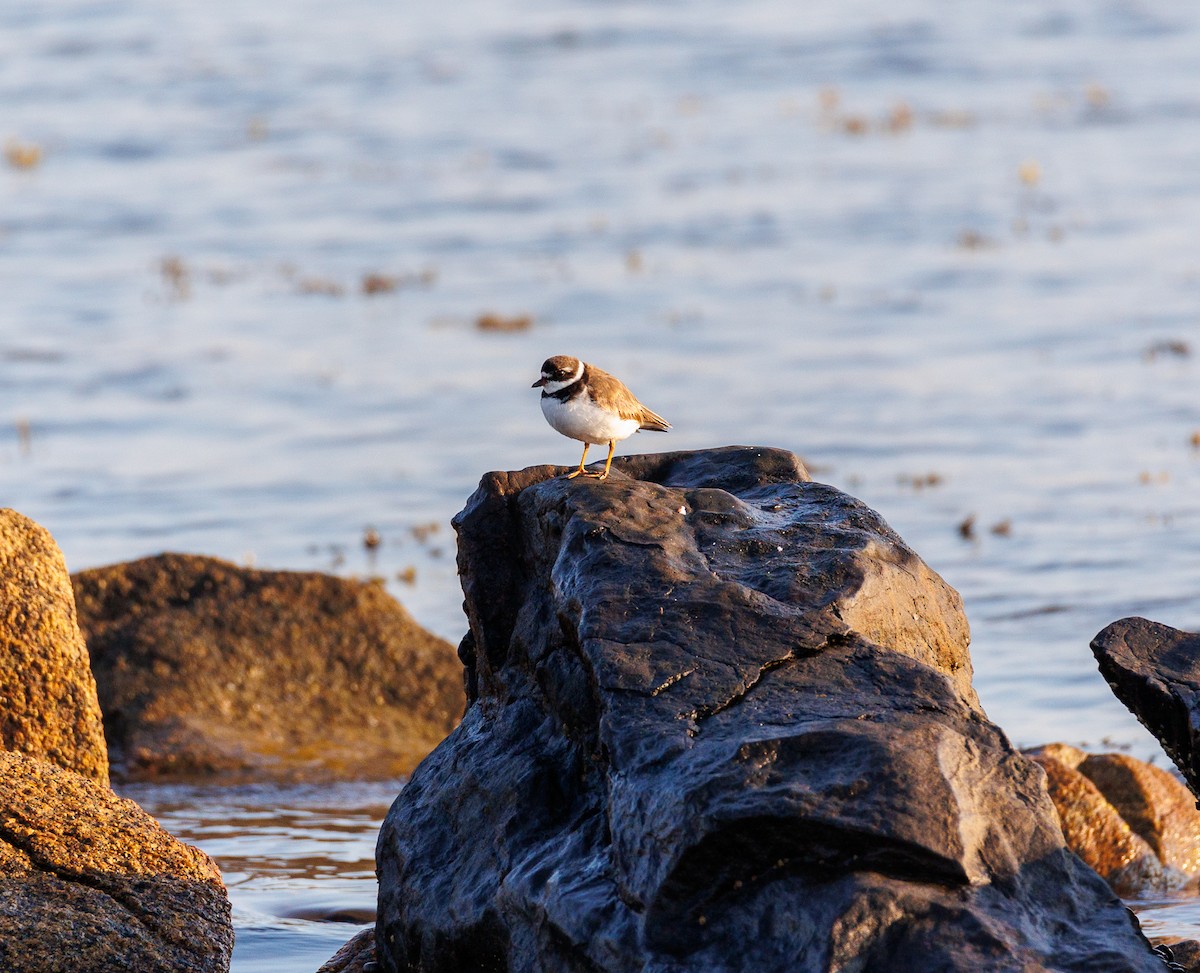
[565,468,586,479]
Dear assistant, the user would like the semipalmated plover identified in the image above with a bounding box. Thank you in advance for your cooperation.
[531,355,670,480]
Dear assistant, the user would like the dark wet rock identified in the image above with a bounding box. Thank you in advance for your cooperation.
[451,447,977,708]
[0,509,109,783]
[1093,617,1200,798]
[1026,748,1176,895]
[316,927,377,973]
[377,447,1163,973]
[73,554,463,781]
[0,749,232,972]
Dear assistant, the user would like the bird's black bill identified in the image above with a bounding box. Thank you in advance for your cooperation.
[531,377,546,388]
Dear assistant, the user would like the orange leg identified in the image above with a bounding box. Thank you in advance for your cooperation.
[595,440,617,480]
[565,443,590,479]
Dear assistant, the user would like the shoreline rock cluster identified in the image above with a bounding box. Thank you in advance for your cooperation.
[3,448,1200,972]
[0,511,233,973]
[1027,743,1200,896]
[0,507,463,972]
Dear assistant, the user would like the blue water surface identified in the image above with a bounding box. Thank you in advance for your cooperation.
[5,0,1200,962]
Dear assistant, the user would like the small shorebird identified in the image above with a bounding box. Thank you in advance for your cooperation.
[531,355,670,480]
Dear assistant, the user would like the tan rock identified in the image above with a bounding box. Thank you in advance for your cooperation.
[0,749,232,972]
[0,509,108,783]
[73,554,463,781]
[1079,752,1200,879]
[835,539,978,708]
[1029,751,1170,895]
[1023,741,1087,770]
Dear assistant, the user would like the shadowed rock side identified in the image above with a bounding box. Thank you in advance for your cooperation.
[1093,617,1200,797]
[0,749,232,973]
[0,509,109,783]
[377,447,1163,973]
[73,554,464,781]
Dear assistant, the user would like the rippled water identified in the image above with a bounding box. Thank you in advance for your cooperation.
[123,781,388,972]
[6,0,1200,963]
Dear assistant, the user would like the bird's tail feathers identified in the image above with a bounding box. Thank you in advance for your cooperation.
[638,409,671,432]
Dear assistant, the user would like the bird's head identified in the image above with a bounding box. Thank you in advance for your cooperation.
[531,355,583,391]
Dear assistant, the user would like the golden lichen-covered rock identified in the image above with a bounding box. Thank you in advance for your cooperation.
[1028,749,1172,896]
[1078,752,1200,879]
[73,553,463,781]
[1027,745,1200,895]
[0,509,108,783]
[0,749,232,972]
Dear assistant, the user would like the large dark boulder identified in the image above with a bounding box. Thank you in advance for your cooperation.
[1093,617,1200,797]
[0,509,109,783]
[73,554,463,781]
[377,447,1163,973]
[0,749,233,972]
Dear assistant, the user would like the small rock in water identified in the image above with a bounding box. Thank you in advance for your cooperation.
[957,513,976,539]
[361,272,399,294]
[1143,339,1190,360]
[475,311,532,332]
[72,554,463,781]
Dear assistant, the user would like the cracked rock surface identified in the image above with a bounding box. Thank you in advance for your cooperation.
[0,749,232,973]
[376,447,1163,973]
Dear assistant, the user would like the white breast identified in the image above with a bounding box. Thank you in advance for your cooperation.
[542,394,641,445]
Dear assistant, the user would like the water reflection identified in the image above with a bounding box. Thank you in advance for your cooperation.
[121,780,396,972]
